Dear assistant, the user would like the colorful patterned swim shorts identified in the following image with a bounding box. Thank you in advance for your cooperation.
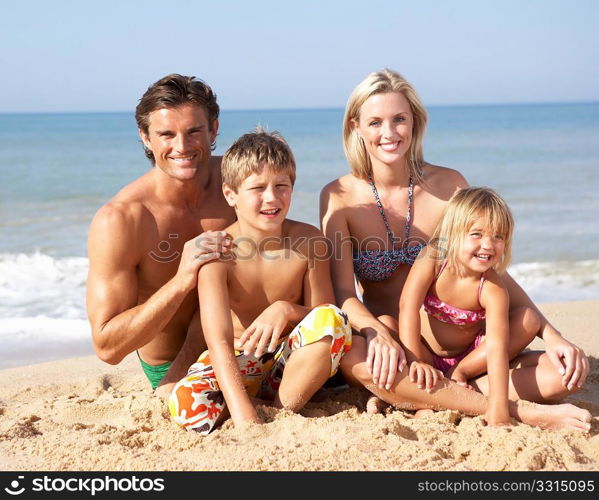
[168,304,351,435]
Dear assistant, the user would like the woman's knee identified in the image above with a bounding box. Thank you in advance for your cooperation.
[511,306,542,336]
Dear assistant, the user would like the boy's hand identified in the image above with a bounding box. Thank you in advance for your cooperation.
[236,301,290,358]
[175,231,232,292]
[409,361,443,392]
[154,382,175,400]
[364,329,407,391]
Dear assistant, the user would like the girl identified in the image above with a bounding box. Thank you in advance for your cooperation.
[399,187,538,426]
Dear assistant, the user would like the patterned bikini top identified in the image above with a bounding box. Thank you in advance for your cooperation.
[423,261,486,326]
[353,176,426,282]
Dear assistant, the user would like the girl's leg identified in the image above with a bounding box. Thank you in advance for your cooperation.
[444,306,541,382]
[340,336,591,431]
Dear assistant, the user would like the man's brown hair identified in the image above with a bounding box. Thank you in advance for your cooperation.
[135,74,219,162]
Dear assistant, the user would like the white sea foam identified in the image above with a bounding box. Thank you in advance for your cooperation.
[0,252,597,367]
[508,259,599,303]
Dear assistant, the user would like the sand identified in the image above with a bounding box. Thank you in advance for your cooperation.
[1,300,597,471]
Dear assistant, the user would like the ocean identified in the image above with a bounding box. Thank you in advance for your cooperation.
[1,103,598,368]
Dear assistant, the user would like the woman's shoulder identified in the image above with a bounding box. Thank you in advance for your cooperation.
[320,173,362,206]
[421,163,469,198]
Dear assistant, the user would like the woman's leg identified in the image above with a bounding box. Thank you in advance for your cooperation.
[340,336,591,431]
[470,350,582,403]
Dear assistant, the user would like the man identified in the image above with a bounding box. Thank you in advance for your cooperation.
[87,74,235,396]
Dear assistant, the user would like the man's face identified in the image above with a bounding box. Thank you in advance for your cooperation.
[139,104,218,181]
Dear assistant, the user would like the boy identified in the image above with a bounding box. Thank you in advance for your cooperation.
[168,128,352,434]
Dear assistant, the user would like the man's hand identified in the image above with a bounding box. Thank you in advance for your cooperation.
[235,301,290,358]
[364,328,407,391]
[175,231,231,292]
[545,334,589,390]
[409,361,443,392]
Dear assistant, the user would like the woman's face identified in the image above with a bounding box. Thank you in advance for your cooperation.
[355,91,413,168]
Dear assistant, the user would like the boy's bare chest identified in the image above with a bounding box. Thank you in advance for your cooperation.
[227,254,307,308]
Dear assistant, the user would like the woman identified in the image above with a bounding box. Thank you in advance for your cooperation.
[319,69,591,430]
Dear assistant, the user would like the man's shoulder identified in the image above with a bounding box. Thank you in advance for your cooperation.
[91,174,154,233]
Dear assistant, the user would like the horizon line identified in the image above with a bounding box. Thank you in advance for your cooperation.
[1,99,598,116]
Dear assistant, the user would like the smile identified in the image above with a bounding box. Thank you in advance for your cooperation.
[260,208,281,216]
[379,142,400,152]
[475,254,492,261]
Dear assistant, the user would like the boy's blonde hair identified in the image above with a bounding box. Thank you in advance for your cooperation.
[343,68,427,183]
[431,187,514,274]
[221,127,296,191]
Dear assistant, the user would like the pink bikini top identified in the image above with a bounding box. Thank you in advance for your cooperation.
[422,261,486,326]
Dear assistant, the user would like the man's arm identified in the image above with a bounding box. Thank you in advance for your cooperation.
[86,204,221,364]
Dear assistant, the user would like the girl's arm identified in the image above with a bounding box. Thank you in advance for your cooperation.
[398,250,437,363]
[198,261,261,426]
[480,276,511,426]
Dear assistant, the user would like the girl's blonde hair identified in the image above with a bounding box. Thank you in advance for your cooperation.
[431,187,514,274]
[342,68,427,183]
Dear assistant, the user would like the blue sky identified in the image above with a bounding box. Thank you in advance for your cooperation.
[2,0,598,112]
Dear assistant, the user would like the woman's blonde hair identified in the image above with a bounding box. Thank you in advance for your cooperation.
[431,187,514,275]
[343,69,427,183]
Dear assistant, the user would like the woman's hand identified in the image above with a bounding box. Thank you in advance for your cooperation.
[235,301,290,358]
[364,328,407,390]
[409,361,443,392]
[544,334,589,390]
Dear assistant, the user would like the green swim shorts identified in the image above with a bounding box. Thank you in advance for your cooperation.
[137,351,172,390]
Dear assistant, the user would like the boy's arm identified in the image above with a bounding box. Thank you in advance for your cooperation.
[479,279,511,426]
[198,261,261,426]
[236,231,333,358]
[502,272,588,389]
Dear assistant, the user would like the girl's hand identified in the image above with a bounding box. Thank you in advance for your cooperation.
[236,301,290,358]
[364,328,407,391]
[409,361,443,392]
[446,366,475,390]
[484,402,511,427]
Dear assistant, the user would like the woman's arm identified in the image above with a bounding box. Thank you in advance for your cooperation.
[320,184,405,390]
[503,272,589,389]
[198,262,261,426]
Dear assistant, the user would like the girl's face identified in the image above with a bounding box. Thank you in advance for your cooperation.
[459,217,506,273]
[354,91,413,168]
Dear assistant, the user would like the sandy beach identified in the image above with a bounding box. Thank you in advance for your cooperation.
[1,300,597,471]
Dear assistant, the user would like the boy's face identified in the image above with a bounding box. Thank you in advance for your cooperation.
[223,165,293,232]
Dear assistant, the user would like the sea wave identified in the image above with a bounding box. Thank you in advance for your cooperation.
[0,252,597,345]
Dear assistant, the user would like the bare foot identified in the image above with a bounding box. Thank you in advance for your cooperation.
[519,402,592,432]
[366,396,388,414]
[414,409,435,419]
